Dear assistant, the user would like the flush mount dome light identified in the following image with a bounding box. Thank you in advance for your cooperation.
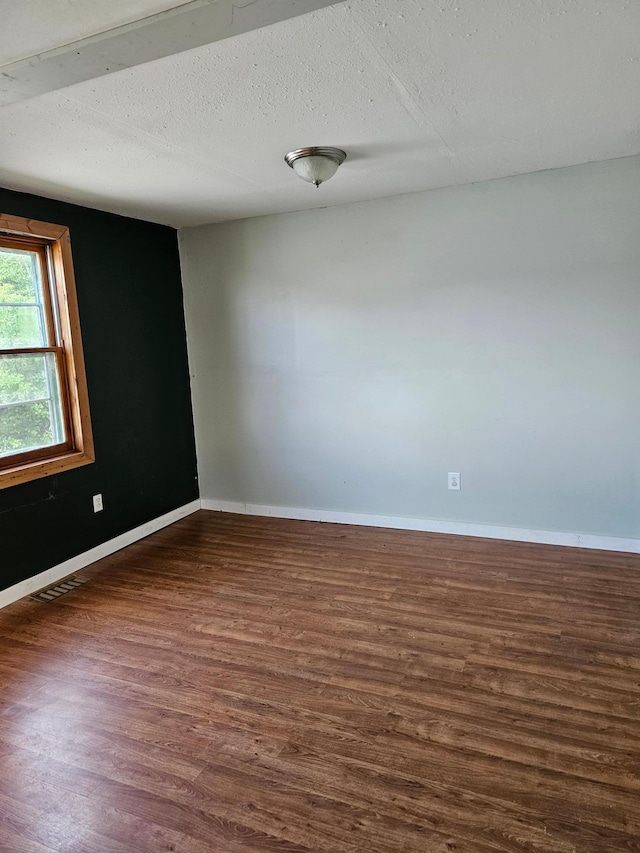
[284,147,347,188]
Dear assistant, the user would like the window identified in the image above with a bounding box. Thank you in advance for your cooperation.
[0,214,93,489]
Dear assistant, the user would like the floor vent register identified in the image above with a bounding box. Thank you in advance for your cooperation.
[31,575,88,603]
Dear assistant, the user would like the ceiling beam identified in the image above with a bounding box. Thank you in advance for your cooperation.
[0,0,345,106]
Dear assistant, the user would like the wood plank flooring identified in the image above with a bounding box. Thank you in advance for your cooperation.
[1,510,639,852]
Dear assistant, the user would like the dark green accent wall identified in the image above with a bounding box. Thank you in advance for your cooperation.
[0,188,199,592]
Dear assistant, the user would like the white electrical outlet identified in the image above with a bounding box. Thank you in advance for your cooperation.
[93,493,103,512]
[448,472,461,490]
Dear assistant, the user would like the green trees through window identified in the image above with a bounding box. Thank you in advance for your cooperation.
[0,247,62,456]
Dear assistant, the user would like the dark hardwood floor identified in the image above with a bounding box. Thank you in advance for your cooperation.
[1,510,640,852]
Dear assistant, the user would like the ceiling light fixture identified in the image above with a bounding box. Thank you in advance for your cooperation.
[284,147,347,188]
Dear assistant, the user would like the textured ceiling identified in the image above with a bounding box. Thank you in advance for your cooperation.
[1,0,639,227]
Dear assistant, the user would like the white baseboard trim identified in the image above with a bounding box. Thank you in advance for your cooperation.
[0,499,201,611]
[4,496,636,612]
[201,498,640,555]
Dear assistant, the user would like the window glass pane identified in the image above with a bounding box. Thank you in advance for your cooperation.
[0,352,50,404]
[0,305,44,347]
[0,246,47,347]
[0,353,65,457]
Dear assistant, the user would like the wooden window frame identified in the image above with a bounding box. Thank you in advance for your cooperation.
[0,213,94,489]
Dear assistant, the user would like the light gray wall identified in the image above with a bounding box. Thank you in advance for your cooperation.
[179,156,640,539]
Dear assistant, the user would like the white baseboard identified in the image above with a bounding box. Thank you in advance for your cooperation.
[4,496,637,612]
[0,499,201,611]
[201,498,640,555]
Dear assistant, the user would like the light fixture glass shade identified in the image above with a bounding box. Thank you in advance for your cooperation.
[292,155,340,186]
[285,147,347,187]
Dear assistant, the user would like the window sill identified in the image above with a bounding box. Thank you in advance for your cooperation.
[0,448,95,490]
